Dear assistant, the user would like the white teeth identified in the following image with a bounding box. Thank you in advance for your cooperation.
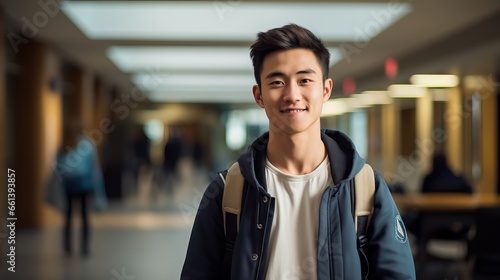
[284,109,304,113]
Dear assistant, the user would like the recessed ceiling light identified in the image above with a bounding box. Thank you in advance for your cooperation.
[410,74,459,88]
[322,99,350,116]
[132,73,255,91]
[108,46,253,72]
[108,46,343,73]
[388,84,427,98]
[62,1,412,41]
[147,89,254,103]
[357,91,393,105]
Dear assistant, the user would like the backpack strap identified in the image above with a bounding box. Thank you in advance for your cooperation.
[222,162,245,236]
[352,163,375,280]
[221,161,376,279]
[354,163,375,235]
[220,162,245,279]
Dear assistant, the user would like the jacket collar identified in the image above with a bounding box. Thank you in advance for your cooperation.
[238,129,365,190]
[320,129,364,185]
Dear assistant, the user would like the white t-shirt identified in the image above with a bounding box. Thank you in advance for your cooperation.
[264,156,333,280]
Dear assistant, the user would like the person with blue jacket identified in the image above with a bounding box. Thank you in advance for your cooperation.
[45,120,108,257]
[181,24,416,279]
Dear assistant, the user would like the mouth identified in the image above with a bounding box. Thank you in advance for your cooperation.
[280,108,306,113]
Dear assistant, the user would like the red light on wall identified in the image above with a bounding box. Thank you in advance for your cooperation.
[342,78,356,96]
[385,57,398,78]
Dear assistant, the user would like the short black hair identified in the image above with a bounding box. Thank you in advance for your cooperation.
[250,24,330,87]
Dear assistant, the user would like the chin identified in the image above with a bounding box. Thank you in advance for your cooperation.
[270,124,310,135]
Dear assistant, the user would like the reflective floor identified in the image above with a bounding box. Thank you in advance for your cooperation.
[1,165,209,280]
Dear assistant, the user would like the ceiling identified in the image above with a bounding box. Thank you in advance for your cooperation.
[2,0,500,104]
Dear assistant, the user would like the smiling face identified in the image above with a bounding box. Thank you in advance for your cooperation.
[253,48,332,136]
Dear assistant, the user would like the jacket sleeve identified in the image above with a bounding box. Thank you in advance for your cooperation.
[180,175,227,280]
[366,172,416,280]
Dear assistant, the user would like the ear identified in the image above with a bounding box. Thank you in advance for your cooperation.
[323,78,333,102]
[253,85,265,108]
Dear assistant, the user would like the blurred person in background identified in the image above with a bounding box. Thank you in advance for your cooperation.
[131,127,151,189]
[163,125,183,194]
[45,119,108,257]
[405,152,474,254]
[422,153,473,194]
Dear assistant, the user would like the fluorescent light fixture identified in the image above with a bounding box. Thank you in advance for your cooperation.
[357,91,393,105]
[108,46,343,73]
[132,73,255,91]
[135,73,257,103]
[388,84,427,98]
[410,74,459,88]
[322,99,350,117]
[132,72,255,103]
[63,2,412,41]
[147,89,255,103]
[344,97,370,109]
[108,47,252,72]
[321,97,369,117]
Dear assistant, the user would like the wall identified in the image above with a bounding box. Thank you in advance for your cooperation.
[14,41,62,228]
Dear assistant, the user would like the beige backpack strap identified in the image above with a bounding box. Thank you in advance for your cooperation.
[354,163,375,233]
[222,162,245,235]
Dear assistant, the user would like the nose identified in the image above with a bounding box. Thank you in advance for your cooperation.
[283,82,302,103]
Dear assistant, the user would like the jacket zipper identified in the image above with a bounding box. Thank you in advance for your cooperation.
[254,196,272,279]
[327,189,333,278]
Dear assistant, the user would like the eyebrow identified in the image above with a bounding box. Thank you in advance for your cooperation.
[264,68,317,79]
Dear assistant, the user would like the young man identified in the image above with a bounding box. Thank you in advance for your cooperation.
[181,24,416,280]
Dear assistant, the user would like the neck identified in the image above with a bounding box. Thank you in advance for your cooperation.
[267,130,326,175]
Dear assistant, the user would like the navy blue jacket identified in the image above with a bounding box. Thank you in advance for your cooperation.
[181,130,416,279]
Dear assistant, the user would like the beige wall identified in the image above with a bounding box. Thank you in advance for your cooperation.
[366,106,383,172]
[415,90,434,181]
[381,100,400,186]
[14,41,62,228]
[41,49,63,227]
[445,87,464,174]
[68,66,93,130]
[477,87,498,193]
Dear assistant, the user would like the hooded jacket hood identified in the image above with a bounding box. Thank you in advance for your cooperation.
[237,129,366,191]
